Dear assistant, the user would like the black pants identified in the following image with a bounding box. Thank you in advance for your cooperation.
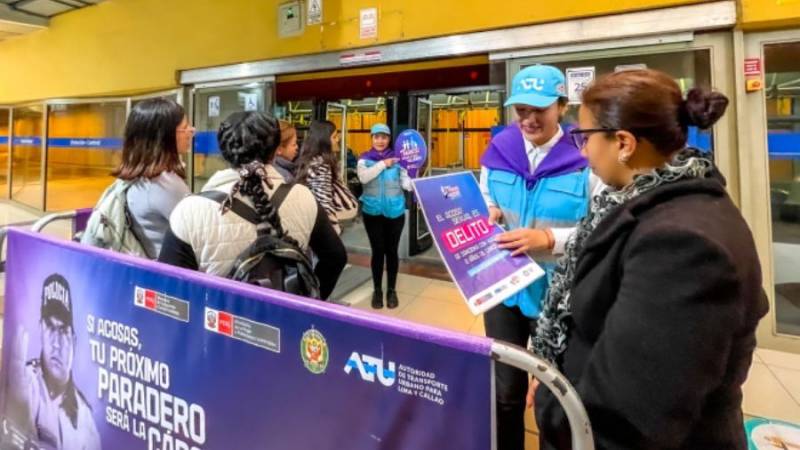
[362,212,405,291]
[484,303,538,450]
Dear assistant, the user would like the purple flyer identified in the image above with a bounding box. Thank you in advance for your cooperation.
[412,172,544,314]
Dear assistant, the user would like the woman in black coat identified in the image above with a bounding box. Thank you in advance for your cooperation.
[531,69,769,449]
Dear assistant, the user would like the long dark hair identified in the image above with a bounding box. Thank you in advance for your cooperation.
[217,111,291,240]
[296,120,339,183]
[113,98,186,180]
[581,69,728,156]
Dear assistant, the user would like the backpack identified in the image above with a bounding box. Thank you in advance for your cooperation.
[199,185,321,299]
[81,179,153,258]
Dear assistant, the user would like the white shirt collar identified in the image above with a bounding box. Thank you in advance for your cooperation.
[524,125,564,153]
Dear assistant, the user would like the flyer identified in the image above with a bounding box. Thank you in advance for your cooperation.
[394,129,428,178]
[412,172,545,315]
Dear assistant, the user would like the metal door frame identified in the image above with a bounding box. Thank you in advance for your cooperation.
[0,106,11,199]
[737,29,800,353]
[503,31,739,202]
[410,85,507,174]
[8,102,46,210]
[326,102,349,182]
[416,98,433,244]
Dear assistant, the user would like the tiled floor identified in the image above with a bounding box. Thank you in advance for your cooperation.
[341,273,800,449]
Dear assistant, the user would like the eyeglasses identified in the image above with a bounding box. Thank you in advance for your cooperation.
[569,127,620,149]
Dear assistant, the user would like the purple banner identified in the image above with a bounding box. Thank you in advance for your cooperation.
[412,172,544,314]
[0,230,493,450]
[394,129,428,178]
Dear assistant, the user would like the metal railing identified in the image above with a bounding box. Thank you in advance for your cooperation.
[493,341,595,450]
[0,211,81,272]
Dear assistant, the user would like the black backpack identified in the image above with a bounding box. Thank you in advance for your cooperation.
[199,185,321,299]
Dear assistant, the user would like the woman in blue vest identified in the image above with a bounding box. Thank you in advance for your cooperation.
[357,123,412,310]
[479,65,604,450]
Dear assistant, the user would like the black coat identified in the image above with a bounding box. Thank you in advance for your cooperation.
[535,172,769,450]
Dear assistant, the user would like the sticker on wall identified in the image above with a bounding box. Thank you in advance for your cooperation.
[566,67,595,105]
[307,0,322,25]
[615,63,647,72]
[243,93,259,112]
[360,8,378,40]
[209,96,221,118]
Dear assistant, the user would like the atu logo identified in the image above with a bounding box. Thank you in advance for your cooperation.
[520,77,545,91]
[344,352,397,387]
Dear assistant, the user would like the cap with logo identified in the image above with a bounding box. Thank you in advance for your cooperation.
[504,65,567,108]
[41,273,73,328]
[370,123,391,136]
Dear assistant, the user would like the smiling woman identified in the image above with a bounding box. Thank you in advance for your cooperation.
[477,64,599,450]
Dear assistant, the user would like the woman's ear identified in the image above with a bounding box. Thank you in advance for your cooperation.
[615,130,638,163]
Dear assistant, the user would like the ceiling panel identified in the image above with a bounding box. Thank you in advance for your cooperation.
[3,0,105,18]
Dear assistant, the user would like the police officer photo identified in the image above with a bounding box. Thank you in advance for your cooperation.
[5,273,101,450]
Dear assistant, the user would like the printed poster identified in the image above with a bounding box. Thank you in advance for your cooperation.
[412,172,545,315]
[0,229,493,450]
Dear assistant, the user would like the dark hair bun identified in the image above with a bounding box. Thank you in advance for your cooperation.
[218,112,280,167]
[681,88,729,129]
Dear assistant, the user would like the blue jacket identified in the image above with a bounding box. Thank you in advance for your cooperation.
[486,167,591,317]
[360,161,406,219]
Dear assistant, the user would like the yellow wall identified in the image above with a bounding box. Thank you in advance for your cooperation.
[0,0,708,103]
[741,0,800,30]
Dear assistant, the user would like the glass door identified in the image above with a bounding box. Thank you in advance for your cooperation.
[413,98,433,252]
[45,101,127,211]
[0,107,10,199]
[11,104,45,209]
[326,102,348,182]
[742,30,800,353]
[190,79,273,192]
[417,98,433,178]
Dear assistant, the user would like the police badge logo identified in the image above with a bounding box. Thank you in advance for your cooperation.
[135,287,145,306]
[205,309,218,332]
[300,329,329,374]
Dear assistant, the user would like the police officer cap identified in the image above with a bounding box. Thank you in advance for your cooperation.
[41,273,73,328]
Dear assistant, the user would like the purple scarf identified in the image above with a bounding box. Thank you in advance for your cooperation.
[360,147,397,162]
[480,124,587,189]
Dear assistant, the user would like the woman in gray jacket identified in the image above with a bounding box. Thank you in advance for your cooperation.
[114,98,191,257]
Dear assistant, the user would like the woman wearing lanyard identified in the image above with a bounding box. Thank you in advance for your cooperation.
[479,65,603,450]
[357,123,412,310]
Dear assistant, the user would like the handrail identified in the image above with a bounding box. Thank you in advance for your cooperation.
[491,341,594,450]
[0,219,40,272]
[31,211,78,233]
[0,212,81,273]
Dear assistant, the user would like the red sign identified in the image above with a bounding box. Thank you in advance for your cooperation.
[744,58,762,76]
[145,290,156,310]
[218,312,234,336]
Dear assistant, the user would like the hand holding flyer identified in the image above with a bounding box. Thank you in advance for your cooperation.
[412,172,545,315]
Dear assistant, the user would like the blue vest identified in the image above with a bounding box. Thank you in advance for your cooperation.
[487,167,591,318]
[360,161,406,219]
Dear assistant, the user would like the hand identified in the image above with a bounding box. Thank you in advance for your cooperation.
[526,377,540,409]
[383,158,399,168]
[488,206,503,226]
[9,327,31,408]
[496,228,551,256]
